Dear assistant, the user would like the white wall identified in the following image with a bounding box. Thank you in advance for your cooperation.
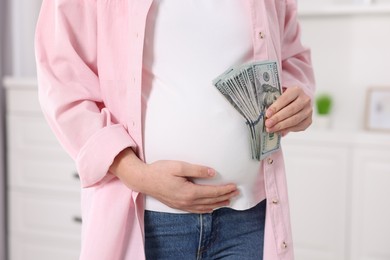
[11,0,42,78]
[298,10,390,131]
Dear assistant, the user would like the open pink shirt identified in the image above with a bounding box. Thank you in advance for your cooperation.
[35,0,315,259]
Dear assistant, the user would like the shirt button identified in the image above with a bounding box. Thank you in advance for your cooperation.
[267,158,274,165]
[282,242,288,249]
[272,199,279,205]
[259,31,265,39]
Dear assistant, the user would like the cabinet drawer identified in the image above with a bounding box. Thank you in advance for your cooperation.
[7,115,69,155]
[8,153,80,192]
[7,115,80,191]
[10,233,80,260]
[5,82,42,114]
[8,191,82,238]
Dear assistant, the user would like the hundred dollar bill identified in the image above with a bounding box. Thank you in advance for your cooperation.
[226,70,258,121]
[216,66,263,159]
[214,77,259,159]
[213,78,248,120]
[237,66,260,119]
[252,61,282,160]
[212,66,252,119]
[246,115,262,160]
[213,67,258,122]
[212,60,282,160]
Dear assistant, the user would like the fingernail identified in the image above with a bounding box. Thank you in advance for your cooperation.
[266,109,273,118]
[208,168,215,177]
[265,119,273,127]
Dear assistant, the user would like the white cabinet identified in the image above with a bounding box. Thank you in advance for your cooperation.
[350,147,390,260]
[283,131,390,260]
[283,143,349,260]
[4,78,81,260]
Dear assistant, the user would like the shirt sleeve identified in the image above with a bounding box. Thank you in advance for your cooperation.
[35,0,137,188]
[281,0,316,100]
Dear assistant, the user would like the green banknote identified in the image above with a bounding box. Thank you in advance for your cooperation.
[212,60,282,161]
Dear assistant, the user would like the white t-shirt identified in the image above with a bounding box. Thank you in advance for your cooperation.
[142,0,265,213]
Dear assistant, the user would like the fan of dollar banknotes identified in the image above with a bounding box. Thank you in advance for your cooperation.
[212,61,282,161]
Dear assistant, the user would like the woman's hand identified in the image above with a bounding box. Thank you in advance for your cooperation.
[265,86,313,136]
[141,160,239,213]
[110,148,239,214]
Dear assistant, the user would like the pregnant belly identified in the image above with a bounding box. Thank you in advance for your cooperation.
[143,99,261,187]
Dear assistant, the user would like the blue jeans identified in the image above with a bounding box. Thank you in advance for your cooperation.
[144,199,266,260]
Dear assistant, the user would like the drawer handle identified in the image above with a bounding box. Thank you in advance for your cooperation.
[73,172,80,180]
[73,216,82,224]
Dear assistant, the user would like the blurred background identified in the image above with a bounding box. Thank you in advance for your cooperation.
[1,0,390,259]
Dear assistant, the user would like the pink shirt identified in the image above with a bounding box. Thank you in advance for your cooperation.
[35,1,315,259]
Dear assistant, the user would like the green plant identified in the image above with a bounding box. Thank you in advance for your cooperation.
[316,94,332,115]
